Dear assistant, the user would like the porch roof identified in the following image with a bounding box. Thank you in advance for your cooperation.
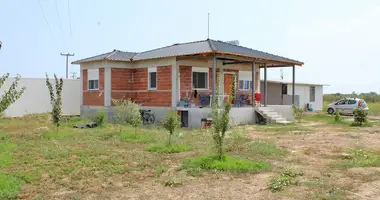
[72,39,303,66]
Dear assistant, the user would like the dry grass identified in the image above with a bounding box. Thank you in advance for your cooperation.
[1,113,380,199]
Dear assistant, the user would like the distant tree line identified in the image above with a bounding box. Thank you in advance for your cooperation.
[324,91,380,103]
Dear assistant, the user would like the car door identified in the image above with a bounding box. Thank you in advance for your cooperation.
[346,99,357,114]
[335,99,349,114]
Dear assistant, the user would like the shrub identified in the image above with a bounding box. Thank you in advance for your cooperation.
[292,104,304,122]
[351,109,368,127]
[162,111,181,146]
[0,172,21,199]
[0,73,25,116]
[334,109,341,123]
[93,109,107,127]
[147,144,192,153]
[183,155,270,173]
[112,98,142,134]
[45,73,63,130]
[268,169,303,192]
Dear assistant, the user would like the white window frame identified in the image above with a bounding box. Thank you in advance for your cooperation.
[148,67,157,90]
[238,71,252,91]
[87,69,99,90]
[192,67,209,90]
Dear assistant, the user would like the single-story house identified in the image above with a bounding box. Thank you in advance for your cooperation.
[73,39,304,127]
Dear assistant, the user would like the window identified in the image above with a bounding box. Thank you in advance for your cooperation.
[309,86,315,102]
[148,67,157,90]
[192,67,208,89]
[88,69,99,90]
[282,84,288,95]
[348,100,357,105]
[336,99,348,105]
[238,71,252,91]
[238,80,252,90]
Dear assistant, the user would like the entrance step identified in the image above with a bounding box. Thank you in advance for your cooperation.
[255,106,292,124]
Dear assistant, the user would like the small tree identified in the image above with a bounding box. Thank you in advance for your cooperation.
[211,74,232,160]
[162,111,180,146]
[112,98,142,135]
[45,74,63,130]
[334,109,341,123]
[0,73,26,116]
[352,109,368,126]
[292,104,304,122]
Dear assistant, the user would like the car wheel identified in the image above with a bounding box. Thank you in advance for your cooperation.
[327,108,334,115]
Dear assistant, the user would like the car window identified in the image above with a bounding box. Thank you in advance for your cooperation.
[348,100,357,105]
[336,100,348,105]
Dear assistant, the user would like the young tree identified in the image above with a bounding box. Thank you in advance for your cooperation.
[162,111,180,146]
[352,108,368,126]
[211,74,232,160]
[45,73,63,130]
[0,73,26,116]
[112,98,142,135]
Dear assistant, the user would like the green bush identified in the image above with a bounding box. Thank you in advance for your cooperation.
[183,155,270,173]
[112,98,142,134]
[147,144,192,153]
[93,109,107,127]
[268,169,303,192]
[162,111,181,146]
[351,109,368,127]
[334,110,341,122]
[292,105,304,122]
[0,172,21,199]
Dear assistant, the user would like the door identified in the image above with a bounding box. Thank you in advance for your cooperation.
[346,99,358,114]
[335,99,349,114]
[224,74,234,103]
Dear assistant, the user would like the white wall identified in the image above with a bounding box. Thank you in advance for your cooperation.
[288,84,323,111]
[0,78,80,117]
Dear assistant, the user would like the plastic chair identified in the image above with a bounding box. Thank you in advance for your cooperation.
[199,94,209,106]
[254,93,262,106]
[237,94,247,107]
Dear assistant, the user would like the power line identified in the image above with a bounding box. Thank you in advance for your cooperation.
[54,0,67,50]
[37,0,59,50]
[67,0,73,39]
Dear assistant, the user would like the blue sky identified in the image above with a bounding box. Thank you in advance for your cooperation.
[1,0,379,93]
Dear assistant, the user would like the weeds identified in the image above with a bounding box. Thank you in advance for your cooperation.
[160,177,183,187]
[183,155,270,173]
[154,165,168,178]
[93,109,107,127]
[120,132,155,143]
[331,148,380,168]
[268,169,303,192]
[0,172,21,199]
[248,140,287,158]
[147,144,192,153]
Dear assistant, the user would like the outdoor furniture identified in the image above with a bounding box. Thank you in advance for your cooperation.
[255,93,262,106]
[209,94,230,107]
[201,118,212,129]
[237,94,249,107]
[199,94,209,106]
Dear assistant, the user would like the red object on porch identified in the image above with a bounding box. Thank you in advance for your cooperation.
[254,93,262,105]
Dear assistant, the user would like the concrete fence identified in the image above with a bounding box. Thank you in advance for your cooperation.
[0,78,80,117]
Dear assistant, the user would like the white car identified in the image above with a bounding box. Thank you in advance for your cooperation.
[326,98,369,115]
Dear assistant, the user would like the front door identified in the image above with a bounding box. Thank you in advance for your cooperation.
[224,74,234,103]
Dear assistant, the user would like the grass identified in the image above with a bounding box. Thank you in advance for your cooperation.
[183,155,270,173]
[305,114,349,125]
[268,169,303,192]
[0,142,17,166]
[248,140,287,158]
[41,130,74,139]
[120,132,156,143]
[254,123,310,134]
[331,148,380,168]
[0,172,22,199]
[147,144,192,153]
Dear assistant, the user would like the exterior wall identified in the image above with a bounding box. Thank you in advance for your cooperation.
[287,84,323,111]
[82,68,105,106]
[111,66,172,107]
[1,78,80,117]
[260,82,282,105]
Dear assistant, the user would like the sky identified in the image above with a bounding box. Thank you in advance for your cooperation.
[1,0,379,94]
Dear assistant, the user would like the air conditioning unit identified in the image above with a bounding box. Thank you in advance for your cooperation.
[225,40,239,45]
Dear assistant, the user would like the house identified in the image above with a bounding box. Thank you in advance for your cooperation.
[72,39,304,127]
[259,80,326,111]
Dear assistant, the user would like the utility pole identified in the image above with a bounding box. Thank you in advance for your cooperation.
[60,53,74,79]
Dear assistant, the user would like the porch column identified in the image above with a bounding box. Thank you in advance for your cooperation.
[80,69,83,106]
[104,61,112,106]
[264,63,268,107]
[251,61,255,107]
[212,55,216,104]
[292,65,295,105]
[171,59,178,107]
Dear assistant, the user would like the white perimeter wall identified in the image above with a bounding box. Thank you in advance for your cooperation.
[287,84,323,111]
[0,78,80,117]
